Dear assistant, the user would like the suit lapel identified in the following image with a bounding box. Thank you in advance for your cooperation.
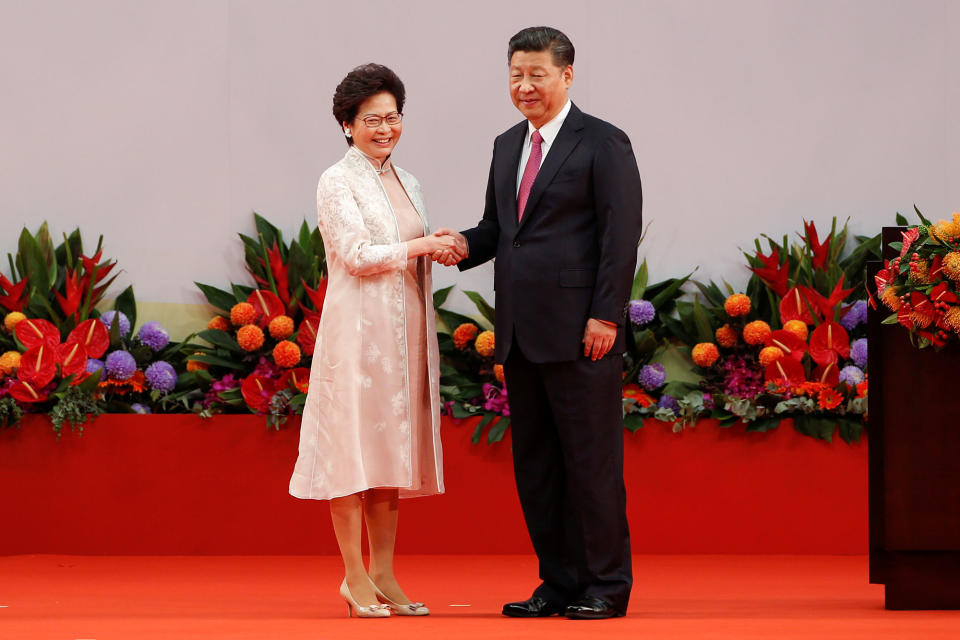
[517,104,585,232]
[496,122,527,233]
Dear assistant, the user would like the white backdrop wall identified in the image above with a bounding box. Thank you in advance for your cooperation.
[1,0,958,321]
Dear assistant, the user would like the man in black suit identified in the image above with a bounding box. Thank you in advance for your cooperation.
[435,26,642,619]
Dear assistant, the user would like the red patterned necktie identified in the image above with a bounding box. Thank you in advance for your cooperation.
[517,130,543,221]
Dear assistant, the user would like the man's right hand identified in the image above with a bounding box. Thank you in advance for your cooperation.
[431,228,469,266]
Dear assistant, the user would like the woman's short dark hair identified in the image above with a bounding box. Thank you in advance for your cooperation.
[332,63,406,145]
[507,26,575,68]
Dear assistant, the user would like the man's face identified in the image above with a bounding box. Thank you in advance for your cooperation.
[509,50,573,129]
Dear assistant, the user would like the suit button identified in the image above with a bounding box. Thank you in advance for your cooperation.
[513,240,520,248]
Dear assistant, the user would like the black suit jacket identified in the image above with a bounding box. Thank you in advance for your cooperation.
[459,103,643,364]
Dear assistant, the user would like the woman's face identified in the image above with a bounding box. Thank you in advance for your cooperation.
[344,91,402,163]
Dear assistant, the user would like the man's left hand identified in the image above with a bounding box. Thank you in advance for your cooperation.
[582,318,618,361]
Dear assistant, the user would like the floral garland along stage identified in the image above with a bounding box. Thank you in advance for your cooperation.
[2,211,914,444]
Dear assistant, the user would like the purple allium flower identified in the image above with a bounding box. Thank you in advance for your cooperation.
[85,358,105,375]
[657,394,680,412]
[130,403,151,415]
[104,350,137,380]
[138,321,170,351]
[839,365,865,387]
[840,300,868,330]
[638,363,667,390]
[851,338,868,368]
[144,361,177,392]
[721,355,765,399]
[628,299,656,326]
[99,310,131,337]
[481,382,510,417]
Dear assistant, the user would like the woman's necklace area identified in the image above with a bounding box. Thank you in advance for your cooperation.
[355,147,391,174]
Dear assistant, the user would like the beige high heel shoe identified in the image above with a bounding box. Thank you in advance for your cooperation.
[368,577,430,616]
[340,578,390,618]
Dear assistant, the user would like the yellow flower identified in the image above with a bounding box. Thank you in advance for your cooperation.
[691,343,720,367]
[880,286,901,311]
[493,364,505,383]
[783,319,808,341]
[714,324,738,348]
[230,302,259,327]
[758,346,784,367]
[207,316,230,331]
[0,350,21,375]
[743,320,772,345]
[453,323,480,350]
[943,252,960,281]
[268,315,295,339]
[3,311,26,332]
[724,294,751,317]
[236,324,265,352]
[272,340,302,368]
[475,330,495,357]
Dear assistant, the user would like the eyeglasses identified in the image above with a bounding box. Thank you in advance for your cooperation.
[358,112,402,128]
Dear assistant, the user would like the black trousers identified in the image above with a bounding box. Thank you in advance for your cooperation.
[504,339,632,613]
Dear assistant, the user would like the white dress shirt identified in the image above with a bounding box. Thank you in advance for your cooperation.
[515,99,572,194]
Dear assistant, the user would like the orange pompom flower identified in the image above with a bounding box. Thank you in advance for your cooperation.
[475,330,495,357]
[4,311,26,332]
[0,350,21,375]
[493,364,505,383]
[186,352,209,372]
[268,315,295,339]
[236,324,265,352]
[453,323,480,350]
[758,346,784,367]
[743,320,772,345]
[715,324,738,348]
[724,293,751,317]
[783,319,809,341]
[230,302,259,327]
[272,340,302,368]
[207,316,230,331]
[691,342,720,367]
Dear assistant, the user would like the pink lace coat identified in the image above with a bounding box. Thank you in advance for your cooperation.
[289,147,444,500]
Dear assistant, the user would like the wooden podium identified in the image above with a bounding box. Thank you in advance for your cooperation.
[867,227,960,609]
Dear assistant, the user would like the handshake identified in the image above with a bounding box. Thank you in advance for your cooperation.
[424,228,469,267]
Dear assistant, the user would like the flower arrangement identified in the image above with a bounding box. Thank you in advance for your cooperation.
[875,207,960,348]
[182,213,325,427]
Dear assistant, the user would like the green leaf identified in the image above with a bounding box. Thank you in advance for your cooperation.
[487,416,510,444]
[195,283,239,312]
[433,285,454,309]
[745,416,781,432]
[913,205,932,227]
[78,369,102,392]
[895,212,909,226]
[451,403,477,419]
[113,285,137,331]
[436,308,479,334]
[197,328,243,353]
[692,296,714,343]
[18,227,52,294]
[622,413,645,433]
[649,270,695,310]
[253,212,283,254]
[631,260,649,300]
[188,353,246,370]
[463,290,495,326]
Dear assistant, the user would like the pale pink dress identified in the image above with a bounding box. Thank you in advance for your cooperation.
[289,146,443,500]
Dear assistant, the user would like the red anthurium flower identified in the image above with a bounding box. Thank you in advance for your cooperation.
[9,380,48,403]
[931,282,959,306]
[296,313,320,356]
[802,220,831,271]
[18,344,58,388]
[808,322,850,366]
[54,269,84,319]
[264,240,291,306]
[67,318,110,359]
[779,287,816,324]
[874,263,893,296]
[930,254,944,281]
[897,306,914,329]
[910,291,934,316]
[749,247,789,297]
[57,341,89,377]
[278,367,310,394]
[899,227,920,260]
[764,330,807,362]
[800,276,855,321]
[812,362,840,387]
[241,375,276,413]
[14,318,61,350]
[765,356,805,385]
[247,289,285,328]
[301,277,328,314]
[0,273,29,312]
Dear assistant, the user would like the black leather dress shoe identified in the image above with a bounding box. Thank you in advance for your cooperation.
[502,596,565,617]
[564,595,623,619]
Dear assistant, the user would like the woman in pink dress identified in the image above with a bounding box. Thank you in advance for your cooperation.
[289,64,455,618]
